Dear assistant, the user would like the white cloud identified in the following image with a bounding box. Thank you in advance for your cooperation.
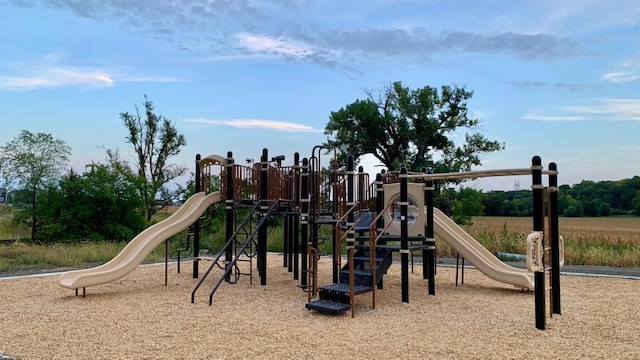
[601,72,639,83]
[184,118,323,133]
[521,113,586,121]
[0,66,114,91]
[523,98,640,122]
[602,53,640,83]
[237,34,315,58]
[0,54,183,91]
[565,99,640,120]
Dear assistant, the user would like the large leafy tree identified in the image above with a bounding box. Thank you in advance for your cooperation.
[324,81,504,173]
[119,95,187,221]
[0,130,71,242]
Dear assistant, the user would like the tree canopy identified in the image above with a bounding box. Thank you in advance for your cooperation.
[0,130,71,241]
[119,95,187,221]
[324,81,504,173]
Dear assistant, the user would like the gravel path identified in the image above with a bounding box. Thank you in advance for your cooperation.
[1,254,639,359]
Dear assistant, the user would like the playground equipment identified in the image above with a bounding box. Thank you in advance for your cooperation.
[58,146,562,330]
[58,191,222,294]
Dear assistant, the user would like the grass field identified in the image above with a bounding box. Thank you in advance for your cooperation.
[459,216,640,267]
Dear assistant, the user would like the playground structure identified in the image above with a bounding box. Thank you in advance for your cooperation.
[58,146,562,330]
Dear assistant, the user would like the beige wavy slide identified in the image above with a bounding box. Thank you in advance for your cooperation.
[59,191,221,290]
[432,207,534,290]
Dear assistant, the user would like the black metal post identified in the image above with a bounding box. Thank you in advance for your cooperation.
[424,168,435,295]
[532,156,545,330]
[293,153,300,280]
[549,162,561,315]
[284,212,290,268]
[193,154,202,278]
[343,155,355,284]
[259,148,269,285]
[224,152,234,282]
[400,165,409,303]
[300,158,309,287]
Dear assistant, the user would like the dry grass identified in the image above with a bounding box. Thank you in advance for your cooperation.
[467,216,640,245]
[459,216,640,267]
[0,254,639,359]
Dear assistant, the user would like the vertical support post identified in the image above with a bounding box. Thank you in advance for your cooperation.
[309,157,318,254]
[424,168,435,295]
[375,174,384,232]
[293,153,300,280]
[193,154,202,278]
[259,148,269,286]
[549,162,561,315]
[532,156,546,330]
[375,173,384,290]
[331,161,340,283]
[400,165,409,303]
[358,166,365,208]
[343,155,355,284]
[300,158,309,288]
[283,213,290,268]
[224,152,234,282]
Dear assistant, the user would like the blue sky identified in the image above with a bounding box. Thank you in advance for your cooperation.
[0,0,638,191]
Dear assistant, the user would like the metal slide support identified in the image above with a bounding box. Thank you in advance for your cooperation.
[532,156,546,330]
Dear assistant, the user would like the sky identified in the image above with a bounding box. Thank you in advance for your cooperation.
[0,0,639,192]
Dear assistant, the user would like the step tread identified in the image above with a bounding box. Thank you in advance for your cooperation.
[319,283,372,295]
[353,256,386,262]
[305,299,350,314]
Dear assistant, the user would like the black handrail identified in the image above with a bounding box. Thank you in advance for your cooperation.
[207,199,283,305]
[190,200,267,303]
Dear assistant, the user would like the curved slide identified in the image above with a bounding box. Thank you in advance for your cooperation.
[59,191,222,290]
[432,207,534,290]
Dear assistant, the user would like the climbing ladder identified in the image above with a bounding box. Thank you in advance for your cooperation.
[191,199,282,305]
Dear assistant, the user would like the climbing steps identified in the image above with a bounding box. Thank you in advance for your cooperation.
[305,246,393,314]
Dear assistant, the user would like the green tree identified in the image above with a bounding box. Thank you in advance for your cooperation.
[0,130,71,242]
[324,81,504,172]
[35,161,146,242]
[632,191,640,216]
[119,95,187,221]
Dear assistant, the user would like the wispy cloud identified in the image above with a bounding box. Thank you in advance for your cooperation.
[522,98,640,122]
[507,81,599,91]
[0,55,183,91]
[183,118,323,133]
[521,113,587,122]
[0,66,114,91]
[237,34,315,58]
[602,53,640,83]
[565,99,640,120]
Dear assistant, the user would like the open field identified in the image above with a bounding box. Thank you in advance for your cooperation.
[1,254,639,359]
[457,216,640,267]
[467,216,640,244]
